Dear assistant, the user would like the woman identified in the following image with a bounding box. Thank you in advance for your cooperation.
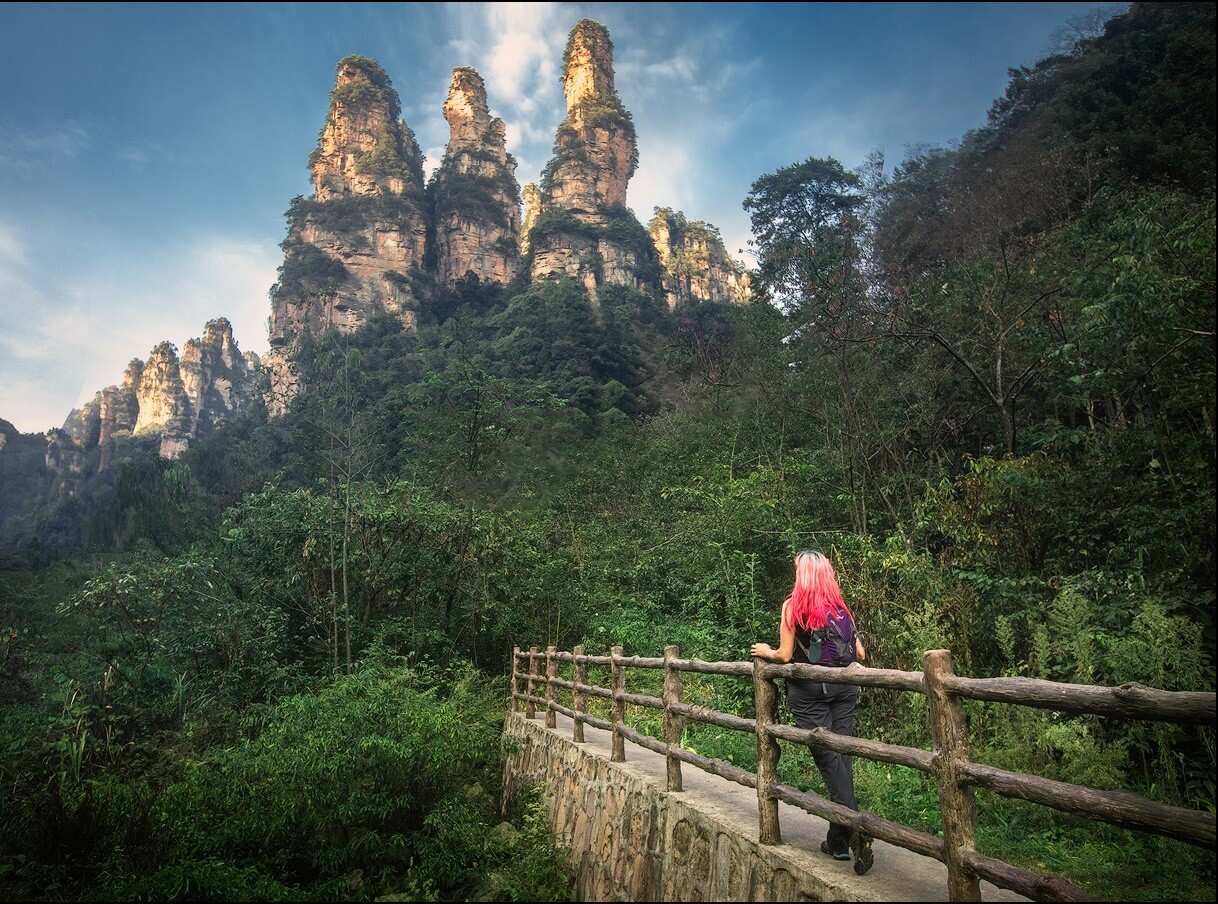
[751,550,873,873]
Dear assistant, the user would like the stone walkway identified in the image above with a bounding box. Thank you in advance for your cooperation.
[536,711,1026,902]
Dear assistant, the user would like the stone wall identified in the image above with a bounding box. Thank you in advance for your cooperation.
[502,712,871,902]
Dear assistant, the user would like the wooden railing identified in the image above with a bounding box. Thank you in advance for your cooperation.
[509,643,1216,903]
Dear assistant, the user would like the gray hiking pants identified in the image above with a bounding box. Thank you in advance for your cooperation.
[785,678,860,851]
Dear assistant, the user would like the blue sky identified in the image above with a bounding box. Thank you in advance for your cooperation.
[0,1,1121,433]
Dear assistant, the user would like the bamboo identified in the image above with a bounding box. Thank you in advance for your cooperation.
[925,650,980,902]
[753,655,781,845]
[611,645,625,762]
[664,645,683,792]
[573,644,586,743]
[545,645,557,729]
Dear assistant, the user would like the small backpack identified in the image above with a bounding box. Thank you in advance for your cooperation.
[796,610,857,667]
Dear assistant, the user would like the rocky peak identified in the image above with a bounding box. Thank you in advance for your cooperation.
[122,358,144,390]
[648,207,752,308]
[268,56,431,411]
[529,21,654,299]
[563,20,617,115]
[543,19,637,212]
[203,317,241,368]
[134,341,189,442]
[432,66,522,287]
[520,183,541,256]
[310,56,425,200]
[443,68,494,148]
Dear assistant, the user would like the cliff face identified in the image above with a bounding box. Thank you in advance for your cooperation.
[528,20,659,300]
[648,208,752,308]
[43,318,258,497]
[267,56,428,412]
[433,68,522,286]
[520,183,542,257]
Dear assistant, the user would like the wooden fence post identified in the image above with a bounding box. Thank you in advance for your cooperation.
[545,645,557,729]
[753,655,782,845]
[925,649,981,902]
[611,645,626,762]
[573,644,586,743]
[664,644,684,791]
[510,645,521,713]
[525,645,539,719]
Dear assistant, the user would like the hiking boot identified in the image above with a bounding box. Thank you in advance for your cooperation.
[820,840,851,861]
[850,830,874,875]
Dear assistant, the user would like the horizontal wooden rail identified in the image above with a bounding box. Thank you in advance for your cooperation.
[942,674,1216,725]
[772,781,947,861]
[962,851,1094,903]
[614,654,666,669]
[960,760,1216,848]
[509,641,1216,902]
[767,722,935,773]
[766,660,926,693]
[582,712,613,733]
[616,689,664,709]
[669,700,757,734]
[551,652,613,666]
[669,657,753,676]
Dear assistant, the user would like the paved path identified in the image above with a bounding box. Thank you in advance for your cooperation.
[538,711,1026,902]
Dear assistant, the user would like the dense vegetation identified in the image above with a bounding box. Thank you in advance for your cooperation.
[1,4,1214,901]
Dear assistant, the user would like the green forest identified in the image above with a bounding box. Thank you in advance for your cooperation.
[0,4,1214,901]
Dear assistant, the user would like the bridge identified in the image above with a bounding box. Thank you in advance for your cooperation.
[500,644,1216,902]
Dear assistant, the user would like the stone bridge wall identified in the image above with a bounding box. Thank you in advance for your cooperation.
[501,711,870,902]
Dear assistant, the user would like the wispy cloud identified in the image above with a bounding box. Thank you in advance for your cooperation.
[441,2,579,186]
[0,123,91,173]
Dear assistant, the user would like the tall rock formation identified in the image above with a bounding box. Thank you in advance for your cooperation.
[520,183,541,256]
[267,56,428,412]
[528,20,660,300]
[433,68,522,286]
[42,318,259,497]
[648,208,752,308]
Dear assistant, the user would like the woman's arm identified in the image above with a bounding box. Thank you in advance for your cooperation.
[750,603,796,663]
[855,634,866,662]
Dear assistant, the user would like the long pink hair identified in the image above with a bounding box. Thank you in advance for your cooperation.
[783,550,851,632]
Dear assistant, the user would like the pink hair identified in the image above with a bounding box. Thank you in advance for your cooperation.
[783,551,851,632]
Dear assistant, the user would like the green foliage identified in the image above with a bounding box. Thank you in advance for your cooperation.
[432,168,518,228]
[528,205,663,291]
[0,661,570,902]
[273,238,349,299]
[981,2,1215,192]
[330,55,401,119]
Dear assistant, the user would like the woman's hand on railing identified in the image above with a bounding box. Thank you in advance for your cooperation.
[750,642,774,661]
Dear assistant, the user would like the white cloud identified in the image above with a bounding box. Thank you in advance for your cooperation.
[0,227,278,434]
[422,145,445,181]
[440,2,579,186]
